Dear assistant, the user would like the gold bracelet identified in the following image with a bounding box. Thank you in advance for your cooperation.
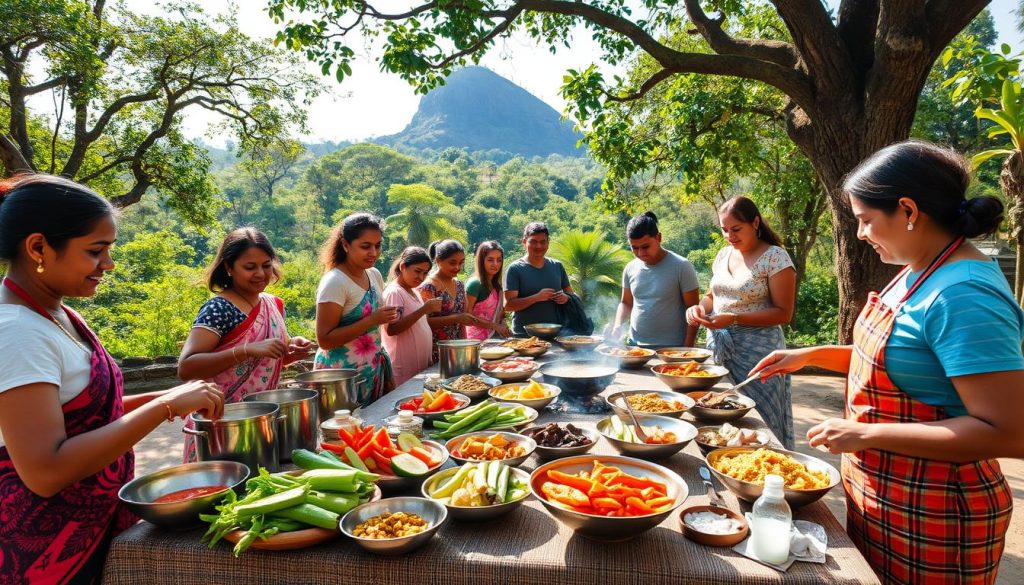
[157,399,175,422]
[231,346,240,364]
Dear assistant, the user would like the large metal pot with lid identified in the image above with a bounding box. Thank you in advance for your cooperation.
[243,388,318,462]
[292,369,369,423]
[184,402,282,472]
[437,339,481,378]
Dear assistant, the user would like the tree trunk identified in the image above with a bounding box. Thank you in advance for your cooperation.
[999,151,1024,307]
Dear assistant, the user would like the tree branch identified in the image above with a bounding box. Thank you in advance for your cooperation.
[836,0,878,76]
[925,0,990,59]
[771,0,855,93]
[23,76,66,95]
[605,68,673,103]
[683,0,797,68]
[424,8,522,69]
[0,133,31,173]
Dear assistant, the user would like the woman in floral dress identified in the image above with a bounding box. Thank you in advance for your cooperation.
[418,239,480,362]
[314,213,397,405]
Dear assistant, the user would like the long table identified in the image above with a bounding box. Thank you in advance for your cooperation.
[102,348,879,585]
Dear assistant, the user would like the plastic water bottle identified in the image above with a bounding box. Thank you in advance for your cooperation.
[750,474,792,564]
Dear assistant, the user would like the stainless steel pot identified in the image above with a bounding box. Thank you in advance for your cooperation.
[243,389,318,462]
[438,340,481,378]
[292,369,369,423]
[185,402,283,473]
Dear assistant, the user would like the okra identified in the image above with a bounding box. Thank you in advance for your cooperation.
[275,503,339,530]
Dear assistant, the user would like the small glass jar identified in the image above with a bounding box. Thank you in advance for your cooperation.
[384,410,424,439]
[320,409,363,443]
[423,374,443,392]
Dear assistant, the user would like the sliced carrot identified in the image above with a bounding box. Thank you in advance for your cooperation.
[587,481,610,498]
[541,482,591,508]
[371,450,391,469]
[408,447,436,466]
[548,469,595,493]
[592,497,623,509]
[319,441,345,454]
[356,442,376,460]
[646,496,674,508]
[373,427,393,449]
[625,496,655,515]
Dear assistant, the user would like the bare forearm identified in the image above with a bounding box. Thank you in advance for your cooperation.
[178,348,243,381]
[319,319,375,349]
[388,307,429,335]
[613,302,630,331]
[732,306,793,327]
[684,326,698,347]
[864,417,1024,462]
[427,314,462,329]
[505,295,536,312]
[800,345,853,374]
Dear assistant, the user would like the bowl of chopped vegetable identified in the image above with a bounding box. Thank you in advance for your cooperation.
[422,462,532,521]
[440,374,501,400]
[521,423,600,460]
[694,423,770,456]
[480,357,541,382]
[530,455,689,540]
[488,380,561,410]
[596,414,698,460]
[651,363,729,391]
[655,347,713,364]
[373,439,450,494]
[340,497,447,555]
[605,390,695,420]
[445,431,537,467]
[596,346,657,369]
[394,390,471,422]
[428,401,539,441]
[686,391,756,424]
[119,461,250,530]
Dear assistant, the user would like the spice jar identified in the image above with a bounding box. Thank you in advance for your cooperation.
[320,409,362,443]
[384,410,424,439]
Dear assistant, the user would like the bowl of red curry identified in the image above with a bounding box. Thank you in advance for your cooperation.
[118,461,250,529]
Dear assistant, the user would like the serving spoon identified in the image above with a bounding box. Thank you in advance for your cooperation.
[699,370,762,407]
[621,394,650,443]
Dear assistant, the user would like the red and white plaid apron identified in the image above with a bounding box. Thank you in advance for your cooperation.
[843,236,1013,584]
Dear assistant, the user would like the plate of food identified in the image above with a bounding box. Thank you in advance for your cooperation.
[480,357,541,382]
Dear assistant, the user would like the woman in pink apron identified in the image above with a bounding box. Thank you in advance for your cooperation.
[0,174,223,584]
[465,240,511,340]
[178,228,313,461]
[756,141,1020,584]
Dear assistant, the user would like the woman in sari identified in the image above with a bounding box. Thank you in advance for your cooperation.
[686,196,797,447]
[465,240,512,340]
[419,239,480,362]
[0,174,223,585]
[314,213,397,405]
[178,228,312,461]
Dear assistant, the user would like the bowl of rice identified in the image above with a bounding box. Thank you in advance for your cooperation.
[605,390,695,420]
[705,446,840,508]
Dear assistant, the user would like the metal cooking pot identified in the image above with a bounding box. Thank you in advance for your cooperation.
[438,340,481,378]
[243,389,318,462]
[185,402,283,473]
[292,369,369,422]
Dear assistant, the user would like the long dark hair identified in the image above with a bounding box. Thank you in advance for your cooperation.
[206,227,282,292]
[388,246,431,283]
[428,239,465,263]
[320,212,384,270]
[0,173,115,261]
[718,196,782,247]
[842,140,1003,238]
[626,211,659,240]
[472,240,504,299]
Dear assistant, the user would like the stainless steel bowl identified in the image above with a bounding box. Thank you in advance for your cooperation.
[686,391,756,423]
[596,346,657,369]
[705,446,841,508]
[504,340,550,358]
[480,359,541,382]
[375,440,450,494]
[340,497,447,555]
[487,382,561,410]
[439,374,501,399]
[293,368,369,422]
[523,425,600,460]
[655,347,713,363]
[530,455,689,540]
[393,392,471,423]
[524,323,563,338]
[694,424,770,456]
[596,414,698,460]
[444,431,537,467]
[118,461,249,529]
[539,360,619,397]
[651,363,729,391]
[605,390,695,420]
[422,466,532,521]
[479,345,516,361]
[555,335,603,352]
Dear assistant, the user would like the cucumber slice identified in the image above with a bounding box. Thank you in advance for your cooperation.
[397,432,423,452]
[344,447,369,472]
[391,453,430,477]
[609,415,624,440]
[486,461,502,495]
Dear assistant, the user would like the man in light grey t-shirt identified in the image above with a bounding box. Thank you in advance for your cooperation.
[612,211,700,347]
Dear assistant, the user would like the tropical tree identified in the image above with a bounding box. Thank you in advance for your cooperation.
[267,0,988,342]
[0,0,319,224]
[549,230,631,306]
[240,139,307,201]
[385,183,466,248]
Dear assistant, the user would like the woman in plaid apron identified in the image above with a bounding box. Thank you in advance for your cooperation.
[755,141,1020,584]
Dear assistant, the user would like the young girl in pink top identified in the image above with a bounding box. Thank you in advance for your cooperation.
[381,247,443,386]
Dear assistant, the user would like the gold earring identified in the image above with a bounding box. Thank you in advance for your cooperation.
[36,260,44,274]
[906,222,914,232]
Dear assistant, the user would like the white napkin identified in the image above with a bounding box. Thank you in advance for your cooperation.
[732,517,828,572]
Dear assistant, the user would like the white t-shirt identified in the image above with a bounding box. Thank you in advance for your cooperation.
[316,267,385,314]
[0,305,92,446]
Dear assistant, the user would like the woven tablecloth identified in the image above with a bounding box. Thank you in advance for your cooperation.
[102,349,879,585]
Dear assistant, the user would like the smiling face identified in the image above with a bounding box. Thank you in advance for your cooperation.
[523,233,549,260]
[628,234,663,264]
[483,249,503,278]
[437,252,465,279]
[851,196,914,265]
[719,212,761,252]
[227,247,276,296]
[35,214,117,298]
[344,228,383,270]
[398,261,431,289]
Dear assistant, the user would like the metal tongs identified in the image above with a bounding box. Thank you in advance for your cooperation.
[699,370,761,407]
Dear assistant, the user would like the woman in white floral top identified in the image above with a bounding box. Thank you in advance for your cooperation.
[686,196,797,447]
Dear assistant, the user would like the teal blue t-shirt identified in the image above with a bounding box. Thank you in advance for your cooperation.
[880,259,1024,416]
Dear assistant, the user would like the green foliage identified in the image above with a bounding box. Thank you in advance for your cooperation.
[385,183,466,247]
[789,264,840,346]
[548,230,631,305]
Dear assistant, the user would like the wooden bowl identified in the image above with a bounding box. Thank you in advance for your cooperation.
[678,505,749,547]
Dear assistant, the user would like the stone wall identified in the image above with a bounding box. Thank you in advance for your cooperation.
[120,357,315,394]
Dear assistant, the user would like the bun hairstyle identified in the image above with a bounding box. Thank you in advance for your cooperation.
[0,173,115,262]
[428,239,465,262]
[718,196,783,247]
[320,212,384,270]
[388,246,431,282]
[206,227,281,292]
[842,140,1003,238]
[626,211,659,240]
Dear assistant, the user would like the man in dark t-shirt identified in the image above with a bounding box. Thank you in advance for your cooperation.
[503,222,572,335]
